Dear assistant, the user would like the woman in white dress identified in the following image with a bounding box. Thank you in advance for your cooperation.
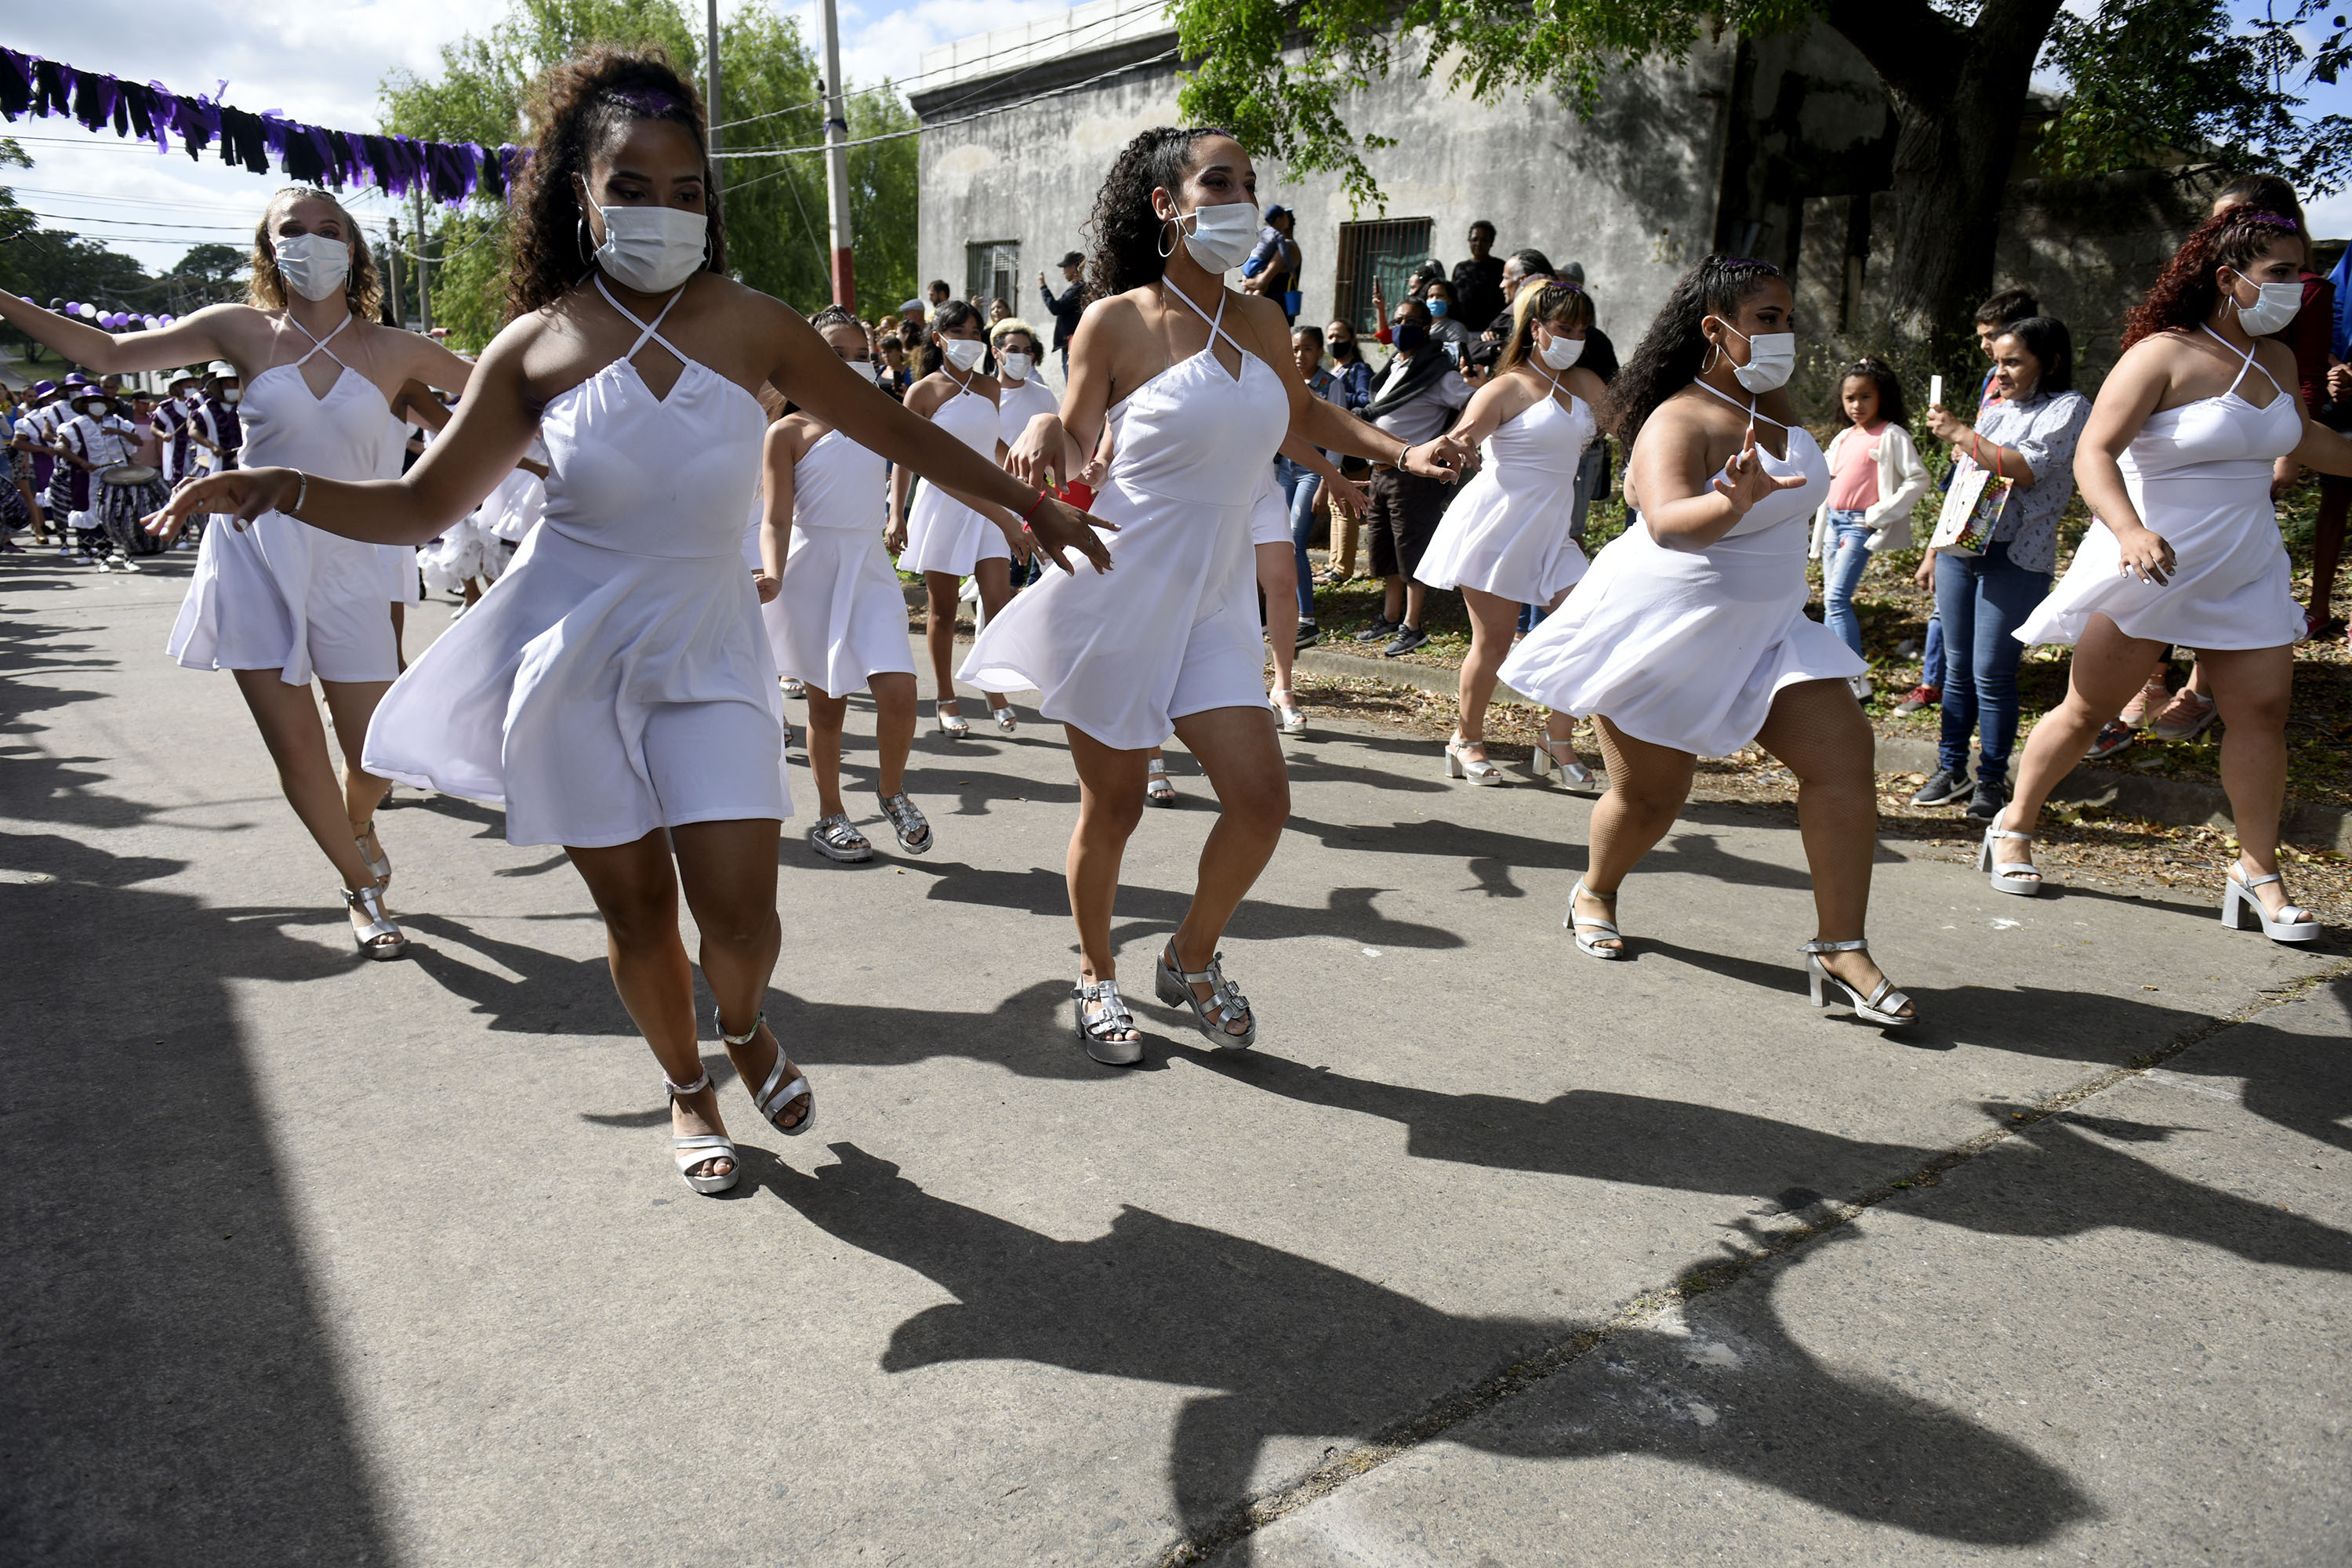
[1998,206,2351,939]
[1416,279,1608,789]
[887,299,1025,735]
[0,184,472,956]
[754,307,929,865]
[149,52,1109,1194]
[970,126,1467,1065]
[991,318,1060,447]
[1497,255,1915,1027]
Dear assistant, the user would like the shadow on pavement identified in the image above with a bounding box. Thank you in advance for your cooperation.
[758,1144,2094,1556]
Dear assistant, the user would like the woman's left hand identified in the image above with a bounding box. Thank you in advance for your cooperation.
[1024,492,1116,576]
[753,571,780,604]
[1325,474,1369,520]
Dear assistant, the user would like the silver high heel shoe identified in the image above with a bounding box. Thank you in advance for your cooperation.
[2221,866,2321,943]
[1530,735,1602,793]
[933,699,971,739]
[1564,880,1627,960]
[354,818,391,887]
[1443,732,1504,784]
[1073,977,1144,1066]
[719,1011,814,1136]
[1978,811,2043,896]
[1802,938,1915,1028]
[665,1068,739,1196]
[343,884,408,960]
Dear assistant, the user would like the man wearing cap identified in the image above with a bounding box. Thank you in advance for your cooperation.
[1243,205,1301,322]
[898,299,927,336]
[1037,252,1087,377]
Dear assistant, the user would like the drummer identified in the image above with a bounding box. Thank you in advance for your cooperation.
[151,368,202,486]
[191,361,243,474]
[56,383,151,573]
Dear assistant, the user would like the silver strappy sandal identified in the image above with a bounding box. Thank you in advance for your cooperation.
[876,790,933,855]
[343,884,409,960]
[1073,978,1144,1066]
[1155,942,1255,1050]
[2222,866,2321,943]
[1531,735,1602,793]
[1565,880,1627,960]
[934,699,971,739]
[720,1011,814,1136]
[354,818,391,886]
[1802,938,1915,1028]
[666,1068,740,1196]
[809,814,873,862]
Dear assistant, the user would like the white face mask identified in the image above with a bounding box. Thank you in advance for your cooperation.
[590,202,708,294]
[940,338,987,372]
[220,388,242,405]
[2231,275,2303,336]
[846,358,881,384]
[998,351,1034,381]
[1537,328,1584,371]
[1171,201,1259,274]
[1713,320,1796,393]
[272,233,351,303]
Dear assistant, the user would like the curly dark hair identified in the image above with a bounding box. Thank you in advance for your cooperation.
[1083,127,1231,299]
[248,186,384,321]
[1605,254,1785,446]
[1497,281,1596,377]
[920,299,981,376]
[2122,207,2303,350]
[506,48,724,321]
[1836,355,1909,427]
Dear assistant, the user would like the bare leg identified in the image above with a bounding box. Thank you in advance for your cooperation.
[1257,540,1299,707]
[2007,615,2171,874]
[1577,716,1699,952]
[672,817,807,1130]
[2198,644,2303,917]
[923,571,961,706]
[804,684,851,818]
[318,677,394,840]
[232,670,384,935]
[1065,725,1148,1040]
[388,602,406,673]
[2310,478,2349,624]
[871,670,917,797]
[974,557,1015,715]
[1454,586,1521,757]
[1403,579,1428,632]
[1381,573,1406,625]
[1165,704,1290,1035]
[1754,677,1907,1014]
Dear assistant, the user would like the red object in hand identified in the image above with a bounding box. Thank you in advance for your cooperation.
[1058,481,1095,510]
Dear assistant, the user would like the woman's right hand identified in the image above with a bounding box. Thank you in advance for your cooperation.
[1004,415,1065,490]
[144,466,299,546]
[1024,492,1116,576]
[1711,427,1806,516]
[883,514,907,555]
[2112,522,2176,586]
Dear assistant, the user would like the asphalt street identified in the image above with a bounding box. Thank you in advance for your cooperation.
[3,550,2347,1566]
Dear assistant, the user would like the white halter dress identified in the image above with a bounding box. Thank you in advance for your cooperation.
[897,370,1010,576]
[1248,463,1290,546]
[1499,383,1854,757]
[166,313,405,685]
[2016,328,2306,652]
[361,281,790,848]
[760,429,913,695]
[1414,374,1595,601]
[960,285,1289,749]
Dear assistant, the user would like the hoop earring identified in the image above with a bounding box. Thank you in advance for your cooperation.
[1700,341,1722,373]
[578,216,597,263]
[1158,219,1179,260]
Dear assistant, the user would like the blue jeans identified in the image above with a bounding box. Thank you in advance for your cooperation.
[1935,540,2052,779]
[1821,510,1872,658]
[1922,614,1944,691]
[1278,454,1320,617]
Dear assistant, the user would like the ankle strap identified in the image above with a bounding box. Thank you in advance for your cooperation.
[1803,938,1868,954]
[666,1069,712,1097]
[2234,869,2283,891]
[715,1010,765,1048]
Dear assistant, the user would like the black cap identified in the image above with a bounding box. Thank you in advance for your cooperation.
[1059,250,1084,267]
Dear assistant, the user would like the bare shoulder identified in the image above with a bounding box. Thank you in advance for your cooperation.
[1562,365,1609,407]
[1080,290,1146,336]
[773,409,825,460]
[1227,288,1291,349]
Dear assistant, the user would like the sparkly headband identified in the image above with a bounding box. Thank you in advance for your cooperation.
[2238,209,2301,230]
[606,86,684,115]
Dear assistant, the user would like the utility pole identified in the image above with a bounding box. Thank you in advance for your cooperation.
[412,186,434,336]
[819,0,855,310]
[383,218,404,328]
[706,0,724,198]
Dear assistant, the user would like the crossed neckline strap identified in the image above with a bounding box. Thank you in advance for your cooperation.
[282,310,356,374]
[1692,375,1790,431]
[2198,323,2283,405]
[1160,278,1246,372]
[594,274,691,371]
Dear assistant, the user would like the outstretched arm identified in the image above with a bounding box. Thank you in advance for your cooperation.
[0,294,252,376]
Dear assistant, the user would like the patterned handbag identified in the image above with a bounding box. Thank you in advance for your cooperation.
[1929,444,2011,557]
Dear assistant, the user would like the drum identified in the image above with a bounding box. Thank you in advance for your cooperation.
[101,463,162,488]
[100,474,169,555]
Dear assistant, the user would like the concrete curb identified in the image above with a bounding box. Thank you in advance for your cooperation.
[1290,644,2352,851]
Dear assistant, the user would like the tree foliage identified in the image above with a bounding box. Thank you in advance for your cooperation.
[379,0,920,350]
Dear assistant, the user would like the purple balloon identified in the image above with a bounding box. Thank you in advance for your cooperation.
[63,301,81,314]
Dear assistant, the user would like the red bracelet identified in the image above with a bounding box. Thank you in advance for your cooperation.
[1019,488,1051,526]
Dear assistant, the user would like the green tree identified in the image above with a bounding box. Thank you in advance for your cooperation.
[162,242,252,311]
[1167,0,2352,369]
[0,145,161,362]
[844,83,920,313]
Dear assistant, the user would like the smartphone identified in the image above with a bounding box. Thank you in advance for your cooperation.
[1929,374,1944,411]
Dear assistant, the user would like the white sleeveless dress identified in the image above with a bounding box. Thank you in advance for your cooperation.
[760,429,913,695]
[1248,463,1290,546]
[897,373,1010,575]
[996,372,1059,449]
[166,314,404,685]
[1414,379,1595,601]
[960,285,1288,750]
[1498,387,1856,757]
[2016,329,2305,652]
[361,281,791,848]
[377,405,421,604]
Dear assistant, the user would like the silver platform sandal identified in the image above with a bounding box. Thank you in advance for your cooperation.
[1073,978,1144,1066]
[876,790,934,855]
[666,1067,740,1196]
[809,815,873,863]
[1802,938,1915,1028]
[343,884,409,960]
[1155,942,1255,1050]
[720,1011,814,1136]
[1531,735,1602,793]
[1565,880,1627,960]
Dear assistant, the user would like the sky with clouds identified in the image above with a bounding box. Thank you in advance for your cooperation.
[8,0,2352,280]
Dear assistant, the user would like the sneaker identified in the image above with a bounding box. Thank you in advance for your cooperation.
[88,556,111,572]
[1353,617,1401,643]
[2149,687,2217,742]
[2084,719,2137,760]
[1893,683,1940,717]
[1382,624,1430,656]
[1910,766,1972,807]
[113,556,140,573]
[2116,678,2169,729]
[1965,775,2009,822]
[1292,620,1320,652]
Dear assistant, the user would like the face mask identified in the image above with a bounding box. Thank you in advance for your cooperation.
[940,338,987,372]
[849,359,883,385]
[1537,329,1584,371]
[590,202,708,294]
[1392,320,1428,353]
[1713,321,1796,393]
[82,399,109,417]
[1172,202,1259,274]
[220,388,242,405]
[1427,299,1448,318]
[998,351,1034,381]
[272,233,351,303]
[2232,276,2303,336]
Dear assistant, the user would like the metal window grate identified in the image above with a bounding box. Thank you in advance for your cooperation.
[966,241,1019,314]
[1334,218,1434,335]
